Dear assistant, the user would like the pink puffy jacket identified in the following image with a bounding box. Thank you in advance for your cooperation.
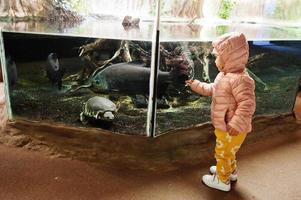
[191,32,256,134]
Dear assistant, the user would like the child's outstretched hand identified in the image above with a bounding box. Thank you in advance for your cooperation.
[227,124,240,136]
[185,79,194,87]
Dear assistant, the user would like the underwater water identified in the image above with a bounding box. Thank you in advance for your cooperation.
[1,31,301,136]
[2,32,154,135]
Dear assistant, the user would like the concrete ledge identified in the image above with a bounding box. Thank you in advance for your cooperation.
[1,113,300,172]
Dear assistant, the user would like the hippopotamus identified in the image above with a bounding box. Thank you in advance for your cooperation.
[46,53,65,90]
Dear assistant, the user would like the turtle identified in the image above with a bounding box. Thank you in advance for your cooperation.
[80,96,117,125]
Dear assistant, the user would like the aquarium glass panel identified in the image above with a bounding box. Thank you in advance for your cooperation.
[1,32,154,136]
[154,40,213,136]
[251,41,301,115]
[155,39,301,136]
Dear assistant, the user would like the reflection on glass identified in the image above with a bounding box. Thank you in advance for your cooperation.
[2,21,301,43]
[229,0,301,23]
[1,0,301,41]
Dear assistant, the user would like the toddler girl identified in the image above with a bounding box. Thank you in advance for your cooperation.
[186,32,256,192]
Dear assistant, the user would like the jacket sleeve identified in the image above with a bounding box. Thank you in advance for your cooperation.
[190,80,214,96]
[228,76,256,133]
[190,72,223,96]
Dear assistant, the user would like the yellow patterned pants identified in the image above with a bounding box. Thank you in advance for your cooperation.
[214,129,247,183]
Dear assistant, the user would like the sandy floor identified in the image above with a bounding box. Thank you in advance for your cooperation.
[0,129,300,200]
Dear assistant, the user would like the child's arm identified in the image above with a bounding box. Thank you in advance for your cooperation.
[189,80,214,96]
[186,73,223,96]
[228,76,256,134]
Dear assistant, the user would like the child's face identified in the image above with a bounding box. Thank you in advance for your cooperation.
[215,54,225,71]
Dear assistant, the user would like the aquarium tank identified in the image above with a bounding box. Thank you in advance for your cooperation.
[0,0,301,137]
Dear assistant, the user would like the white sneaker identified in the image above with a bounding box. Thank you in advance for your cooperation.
[210,166,238,181]
[202,174,231,192]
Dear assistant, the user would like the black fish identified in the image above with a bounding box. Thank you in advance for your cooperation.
[6,55,17,86]
[91,61,187,97]
[46,53,65,90]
